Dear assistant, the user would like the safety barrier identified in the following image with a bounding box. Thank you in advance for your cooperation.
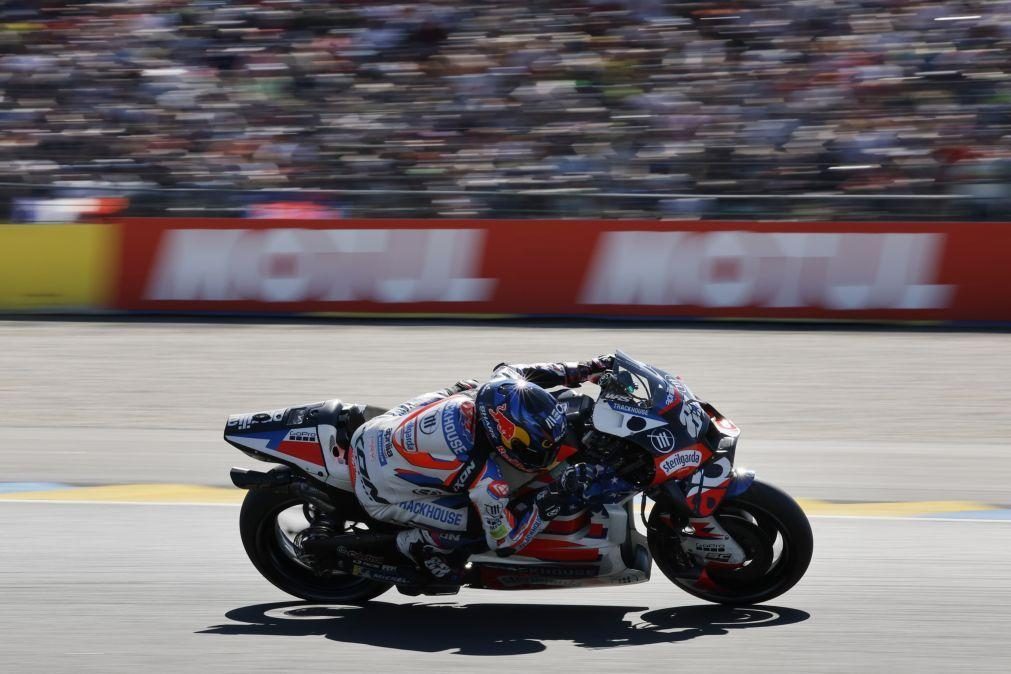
[104,218,1011,323]
[0,224,114,311]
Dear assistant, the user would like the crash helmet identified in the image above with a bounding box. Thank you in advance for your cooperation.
[475,378,567,472]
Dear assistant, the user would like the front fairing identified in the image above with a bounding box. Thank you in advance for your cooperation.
[591,350,711,459]
[591,352,746,516]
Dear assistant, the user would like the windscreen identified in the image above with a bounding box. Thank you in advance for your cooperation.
[601,350,674,413]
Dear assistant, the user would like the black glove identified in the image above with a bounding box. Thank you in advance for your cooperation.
[578,354,614,384]
[534,463,606,519]
[558,463,606,498]
[443,379,480,396]
[534,486,567,520]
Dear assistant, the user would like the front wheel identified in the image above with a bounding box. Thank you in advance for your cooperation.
[648,480,813,605]
[238,487,393,603]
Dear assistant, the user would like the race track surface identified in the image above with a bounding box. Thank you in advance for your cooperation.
[2,501,1009,673]
[1,320,1009,672]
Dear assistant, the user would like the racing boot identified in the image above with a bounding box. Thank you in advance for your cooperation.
[395,528,465,590]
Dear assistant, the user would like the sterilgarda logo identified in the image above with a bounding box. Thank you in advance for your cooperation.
[660,449,703,476]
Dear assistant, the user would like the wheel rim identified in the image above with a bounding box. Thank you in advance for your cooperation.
[655,499,800,603]
[257,496,384,600]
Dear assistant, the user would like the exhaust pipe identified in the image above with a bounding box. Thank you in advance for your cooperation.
[230,466,337,514]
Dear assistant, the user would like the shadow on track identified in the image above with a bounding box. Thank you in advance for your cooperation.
[199,601,810,655]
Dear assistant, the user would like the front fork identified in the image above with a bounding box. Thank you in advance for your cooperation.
[648,467,756,570]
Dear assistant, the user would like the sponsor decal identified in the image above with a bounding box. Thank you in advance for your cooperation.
[489,522,509,540]
[419,412,438,435]
[680,401,706,438]
[394,419,419,453]
[648,428,676,453]
[397,500,464,528]
[483,502,506,534]
[145,228,495,304]
[286,429,317,443]
[488,481,510,499]
[450,460,481,492]
[580,231,954,310]
[491,565,598,578]
[441,402,473,457]
[659,380,683,412]
[489,404,530,447]
[483,503,503,518]
[660,449,703,476]
[515,513,544,549]
[609,401,653,418]
[412,487,447,497]
[114,218,1011,323]
[496,576,588,588]
[545,403,566,431]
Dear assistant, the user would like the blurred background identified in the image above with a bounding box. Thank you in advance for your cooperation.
[2,0,1011,220]
[2,3,1011,672]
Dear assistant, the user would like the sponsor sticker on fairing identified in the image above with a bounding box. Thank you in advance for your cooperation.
[648,428,676,452]
[660,449,703,476]
[680,400,706,437]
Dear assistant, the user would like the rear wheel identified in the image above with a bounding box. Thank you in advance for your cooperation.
[648,480,813,605]
[238,488,392,603]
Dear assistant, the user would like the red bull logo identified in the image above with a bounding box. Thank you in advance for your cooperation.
[489,404,530,448]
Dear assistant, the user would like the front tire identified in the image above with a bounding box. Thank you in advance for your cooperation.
[238,488,392,603]
[648,480,813,605]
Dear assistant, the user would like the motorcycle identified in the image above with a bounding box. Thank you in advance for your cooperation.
[224,350,812,605]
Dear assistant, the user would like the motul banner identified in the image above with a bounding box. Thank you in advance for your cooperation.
[111,218,1011,322]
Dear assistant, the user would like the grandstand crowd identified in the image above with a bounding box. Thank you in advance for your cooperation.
[2,1,1010,219]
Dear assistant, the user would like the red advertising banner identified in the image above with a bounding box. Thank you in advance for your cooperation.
[110,218,1011,322]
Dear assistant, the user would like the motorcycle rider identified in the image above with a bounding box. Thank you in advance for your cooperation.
[348,355,616,583]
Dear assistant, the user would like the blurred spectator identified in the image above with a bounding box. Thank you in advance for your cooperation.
[1,1,1010,220]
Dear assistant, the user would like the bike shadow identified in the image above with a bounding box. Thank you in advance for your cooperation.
[199,600,810,655]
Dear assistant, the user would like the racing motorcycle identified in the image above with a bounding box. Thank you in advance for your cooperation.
[224,351,812,605]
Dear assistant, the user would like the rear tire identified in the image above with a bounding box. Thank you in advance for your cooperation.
[648,480,813,605]
[238,488,392,603]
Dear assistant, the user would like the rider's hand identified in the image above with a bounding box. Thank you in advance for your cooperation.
[557,463,606,499]
[535,463,613,519]
[582,354,614,384]
[534,487,566,520]
[445,379,480,395]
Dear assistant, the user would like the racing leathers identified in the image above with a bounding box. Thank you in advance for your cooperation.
[348,359,610,580]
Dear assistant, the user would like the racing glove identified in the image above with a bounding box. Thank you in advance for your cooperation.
[578,354,615,384]
[441,379,480,396]
[534,463,608,519]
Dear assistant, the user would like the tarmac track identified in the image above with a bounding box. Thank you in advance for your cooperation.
[1,320,1009,672]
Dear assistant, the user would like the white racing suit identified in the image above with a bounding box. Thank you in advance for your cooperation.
[349,361,596,572]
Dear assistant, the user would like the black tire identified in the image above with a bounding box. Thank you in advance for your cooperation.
[238,488,392,603]
[648,480,813,606]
